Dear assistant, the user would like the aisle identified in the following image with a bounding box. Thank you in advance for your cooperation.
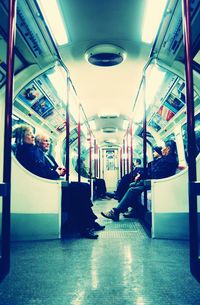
[0,199,200,305]
[92,198,147,239]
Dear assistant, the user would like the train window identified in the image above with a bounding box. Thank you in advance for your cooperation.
[12,114,32,129]
[182,112,200,162]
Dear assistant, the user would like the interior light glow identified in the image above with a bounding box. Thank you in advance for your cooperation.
[109,138,117,143]
[145,65,165,106]
[89,120,96,130]
[48,67,67,102]
[94,153,99,160]
[122,120,129,130]
[70,102,79,123]
[37,0,69,45]
[98,113,119,118]
[142,0,168,43]
[122,153,127,159]
[81,124,88,136]
[132,91,144,124]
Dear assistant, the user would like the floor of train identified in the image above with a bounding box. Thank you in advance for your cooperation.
[0,199,200,305]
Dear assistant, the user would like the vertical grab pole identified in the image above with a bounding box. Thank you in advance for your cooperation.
[182,0,198,277]
[123,138,125,175]
[130,121,133,173]
[96,144,99,178]
[120,147,123,179]
[126,130,129,173]
[77,104,81,182]
[2,0,17,277]
[142,74,148,216]
[98,147,101,178]
[94,139,97,178]
[65,76,70,182]
[89,131,92,181]
[125,136,127,174]
[142,75,147,180]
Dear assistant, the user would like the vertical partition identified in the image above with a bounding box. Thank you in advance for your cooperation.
[0,0,17,281]
[182,0,200,282]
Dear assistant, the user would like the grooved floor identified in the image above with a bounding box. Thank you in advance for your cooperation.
[0,198,200,305]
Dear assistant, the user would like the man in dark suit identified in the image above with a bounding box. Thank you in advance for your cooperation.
[35,133,104,239]
[34,133,66,179]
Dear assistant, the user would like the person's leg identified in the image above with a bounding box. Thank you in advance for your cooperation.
[101,186,145,221]
[94,178,107,198]
[99,178,107,195]
[67,182,99,239]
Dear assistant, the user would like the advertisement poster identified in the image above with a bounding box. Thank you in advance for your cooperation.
[18,83,43,106]
[31,96,54,118]
[157,105,175,121]
[164,94,184,114]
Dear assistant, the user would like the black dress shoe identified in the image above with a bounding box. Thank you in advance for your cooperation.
[80,228,98,239]
[92,222,105,231]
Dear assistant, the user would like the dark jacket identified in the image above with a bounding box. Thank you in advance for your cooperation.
[150,154,178,179]
[132,166,144,180]
[34,148,60,180]
[15,143,39,175]
[15,144,60,180]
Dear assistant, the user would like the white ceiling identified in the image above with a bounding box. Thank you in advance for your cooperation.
[58,0,153,145]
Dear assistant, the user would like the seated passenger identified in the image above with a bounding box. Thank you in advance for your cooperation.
[75,157,109,200]
[147,146,162,179]
[12,125,65,179]
[101,140,178,221]
[12,125,104,239]
[35,133,66,179]
[106,158,143,201]
[75,158,90,179]
[93,177,109,200]
[35,132,105,238]
[12,124,39,174]
[123,147,162,218]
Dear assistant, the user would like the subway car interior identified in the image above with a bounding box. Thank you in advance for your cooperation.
[1,0,200,303]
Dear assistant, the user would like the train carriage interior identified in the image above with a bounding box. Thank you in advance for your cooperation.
[1,0,200,303]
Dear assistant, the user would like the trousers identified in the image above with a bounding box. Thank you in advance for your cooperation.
[115,181,145,213]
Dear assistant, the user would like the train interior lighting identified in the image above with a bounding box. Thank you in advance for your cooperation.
[1,0,200,298]
[141,0,168,43]
[36,0,69,45]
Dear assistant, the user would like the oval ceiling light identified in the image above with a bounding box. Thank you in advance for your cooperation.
[85,44,127,67]
[102,127,117,133]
